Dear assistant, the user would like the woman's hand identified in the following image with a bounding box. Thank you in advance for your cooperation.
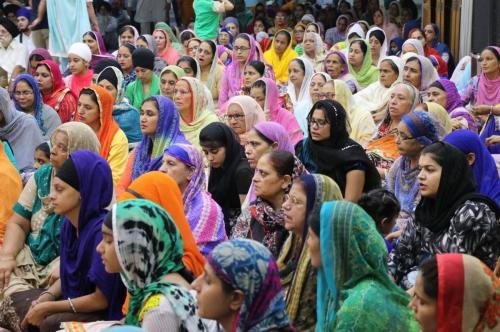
[0,255,17,290]
[471,104,492,116]
[485,135,500,146]
[385,230,402,243]
[22,302,52,328]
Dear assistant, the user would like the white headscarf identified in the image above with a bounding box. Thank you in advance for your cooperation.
[366,27,388,63]
[287,57,315,108]
[402,38,424,56]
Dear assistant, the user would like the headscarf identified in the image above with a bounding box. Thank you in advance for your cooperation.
[402,38,424,55]
[97,66,126,104]
[198,40,219,92]
[429,78,464,112]
[112,199,205,329]
[434,253,500,332]
[367,27,388,61]
[346,23,366,40]
[323,50,349,78]
[118,25,139,47]
[263,30,299,84]
[12,74,49,136]
[164,144,227,255]
[153,27,181,65]
[160,65,186,81]
[476,46,500,106]
[154,22,184,53]
[444,130,500,206]
[217,27,234,50]
[84,31,114,69]
[117,172,205,277]
[316,201,419,331]
[222,17,240,35]
[131,95,188,180]
[0,88,43,172]
[28,48,51,75]
[348,39,380,88]
[422,102,452,138]
[329,15,351,45]
[301,32,326,67]
[401,111,439,146]
[207,239,290,332]
[0,142,22,240]
[226,95,265,143]
[38,60,76,118]
[405,54,440,92]
[59,150,126,320]
[389,37,404,56]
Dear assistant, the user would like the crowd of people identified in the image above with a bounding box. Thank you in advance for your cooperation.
[0,0,499,331]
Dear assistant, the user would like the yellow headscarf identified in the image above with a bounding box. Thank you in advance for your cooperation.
[424,102,452,138]
[264,29,298,84]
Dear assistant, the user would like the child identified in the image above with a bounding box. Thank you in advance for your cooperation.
[64,42,93,97]
[358,188,401,253]
[34,142,50,169]
[193,0,234,40]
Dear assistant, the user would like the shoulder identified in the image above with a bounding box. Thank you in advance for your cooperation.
[111,129,129,146]
[453,199,498,222]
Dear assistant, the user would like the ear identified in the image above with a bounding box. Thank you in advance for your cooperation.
[380,217,389,225]
[270,141,279,150]
[186,166,195,182]
[281,174,292,189]
[228,290,245,312]
[466,152,475,166]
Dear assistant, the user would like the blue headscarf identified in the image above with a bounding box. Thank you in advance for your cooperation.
[11,74,45,134]
[59,150,126,320]
[444,130,500,206]
[131,96,189,180]
[401,111,439,146]
[389,37,404,56]
[217,27,234,50]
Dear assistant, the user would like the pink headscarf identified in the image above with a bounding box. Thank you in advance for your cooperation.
[477,46,500,106]
[226,95,265,144]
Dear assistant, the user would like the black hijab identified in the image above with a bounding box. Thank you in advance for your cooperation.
[415,142,499,233]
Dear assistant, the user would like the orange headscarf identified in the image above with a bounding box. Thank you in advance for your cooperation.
[0,143,22,243]
[117,171,205,276]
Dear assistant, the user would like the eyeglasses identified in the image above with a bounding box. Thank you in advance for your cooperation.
[234,46,250,52]
[396,131,415,141]
[14,90,33,97]
[308,118,329,128]
[226,113,245,121]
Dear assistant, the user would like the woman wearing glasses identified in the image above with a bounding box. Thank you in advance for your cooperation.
[296,99,380,202]
[225,95,265,145]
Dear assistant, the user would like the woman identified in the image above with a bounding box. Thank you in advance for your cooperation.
[159,65,185,99]
[126,48,161,110]
[216,27,233,64]
[28,49,52,76]
[325,15,350,47]
[64,42,93,98]
[277,174,343,331]
[82,31,114,70]
[12,74,61,140]
[117,44,137,87]
[153,26,181,65]
[408,28,448,77]
[240,60,266,96]
[136,34,168,75]
[97,199,209,331]
[372,8,400,41]
[250,78,303,144]
[296,99,380,201]
[323,50,359,93]
[192,239,291,332]
[225,95,265,144]
[444,129,500,206]
[199,122,253,235]
[180,30,196,52]
[0,142,22,243]
[161,144,227,255]
[20,150,126,331]
[155,22,184,53]
[196,40,224,105]
[77,85,128,185]
[424,24,453,66]
[287,57,314,126]
[301,32,326,72]
[348,39,379,89]
[403,55,439,101]
[219,33,259,108]
[117,96,188,194]
[388,142,500,290]
[223,17,239,38]
[264,30,299,85]
[186,38,201,58]
[389,37,404,56]
[0,89,43,173]
[96,66,142,144]
[366,27,388,66]
[176,56,200,78]
[411,254,500,332]
[308,201,420,331]
[117,25,139,48]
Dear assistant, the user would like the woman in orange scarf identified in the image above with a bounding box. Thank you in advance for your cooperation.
[76,85,129,185]
[0,143,22,244]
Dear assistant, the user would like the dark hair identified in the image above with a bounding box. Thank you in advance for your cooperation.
[251,79,267,93]
[79,88,99,106]
[235,33,251,46]
[119,25,136,37]
[429,80,445,91]
[29,54,45,62]
[373,8,384,18]
[419,256,438,299]
[275,30,292,46]
[201,40,217,58]
[247,60,265,76]
[142,96,159,110]
[180,31,196,44]
[83,31,96,41]
[350,39,368,55]
[381,58,400,74]
[254,18,268,31]
[308,99,349,147]
[485,46,500,61]
[410,27,425,38]
[358,189,401,227]
[176,56,198,77]
[266,150,294,177]
[252,127,274,146]
[406,56,421,71]
[291,57,306,73]
[119,43,135,55]
[421,141,450,167]
[137,35,148,45]
[308,204,321,236]
[35,142,50,159]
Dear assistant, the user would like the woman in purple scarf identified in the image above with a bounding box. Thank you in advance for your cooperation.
[83,31,115,70]
[21,150,126,330]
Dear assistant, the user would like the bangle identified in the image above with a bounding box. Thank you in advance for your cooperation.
[40,290,56,300]
[490,105,494,115]
[68,297,77,313]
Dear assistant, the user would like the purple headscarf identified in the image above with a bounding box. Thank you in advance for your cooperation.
[28,48,52,75]
[222,16,240,35]
[444,130,500,205]
[84,31,114,70]
[254,121,295,153]
[432,79,463,112]
[59,150,126,320]
[323,50,349,77]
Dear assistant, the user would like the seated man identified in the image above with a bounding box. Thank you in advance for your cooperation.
[0,16,27,84]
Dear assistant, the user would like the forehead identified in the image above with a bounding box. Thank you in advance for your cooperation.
[234,38,249,46]
[227,103,243,113]
[311,108,327,118]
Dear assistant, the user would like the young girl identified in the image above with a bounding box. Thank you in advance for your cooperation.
[33,142,50,170]
[126,48,161,110]
[64,42,93,98]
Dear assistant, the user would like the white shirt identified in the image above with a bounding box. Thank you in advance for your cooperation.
[0,39,28,80]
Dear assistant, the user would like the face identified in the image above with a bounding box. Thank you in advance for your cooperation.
[136,38,149,49]
[274,33,289,55]
[373,10,384,25]
[349,42,364,68]
[120,29,135,45]
[293,27,305,44]
[388,85,413,119]
[34,149,50,170]
[389,3,399,17]
[187,40,201,57]
[14,80,35,111]
[337,17,348,31]
[243,65,261,89]
[427,87,447,108]
[424,25,435,43]
[479,49,500,75]
[396,122,422,157]
[310,74,326,103]
[410,30,426,47]
[403,60,421,89]
[50,131,69,169]
[320,82,336,100]
[288,60,305,88]
[197,42,214,67]
[153,30,167,49]
[160,71,178,98]
[83,34,99,54]
[306,25,317,33]
[178,61,195,77]
[250,86,265,110]
[234,38,251,64]
[409,272,438,332]
[77,93,100,128]
[159,154,193,190]
[98,79,118,100]
[307,228,321,267]
[274,12,286,27]
[218,32,230,46]
[254,20,265,34]
[418,153,442,198]
[173,80,192,113]
[201,145,226,168]
[325,53,343,78]
[50,177,80,215]
[226,104,246,135]
[253,154,289,201]
[17,16,29,30]
[68,54,88,75]
[369,35,382,56]
[245,129,273,168]
[379,60,399,88]
[225,23,238,37]
[303,33,315,54]
[96,224,122,273]
[117,46,133,72]
[309,109,331,141]
[140,100,159,136]
[390,41,400,54]
[135,66,153,82]
[402,43,418,55]
[282,182,307,233]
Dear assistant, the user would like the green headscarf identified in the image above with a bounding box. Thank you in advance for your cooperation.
[347,39,379,88]
[316,201,419,332]
[154,22,184,53]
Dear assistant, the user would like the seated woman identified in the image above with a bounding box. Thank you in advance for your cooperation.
[36,60,77,123]
[366,82,419,175]
[77,86,128,185]
[176,56,200,78]
[388,142,500,290]
[411,254,500,332]
[250,78,303,144]
[367,27,388,66]
[97,66,142,144]
[136,34,168,75]
[308,201,420,331]
[152,26,181,65]
[277,174,343,331]
[232,151,294,257]
[0,142,22,243]
[403,54,439,101]
[97,199,211,331]
[347,39,379,90]
[82,31,114,70]
[225,95,265,145]
[18,150,126,331]
[264,30,298,86]
[12,74,61,140]
[64,42,94,98]
[199,122,253,236]
[196,40,224,105]
[126,48,161,110]
[186,38,201,58]
[192,239,291,332]
[159,65,185,99]
[296,100,380,202]
[444,129,500,205]
[323,50,359,93]
[385,111,439,239]
[117,43,137,87]
[27,48,52,76]
[161,144,227,255]
[301,32,326,71]
[286,57,314,120]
